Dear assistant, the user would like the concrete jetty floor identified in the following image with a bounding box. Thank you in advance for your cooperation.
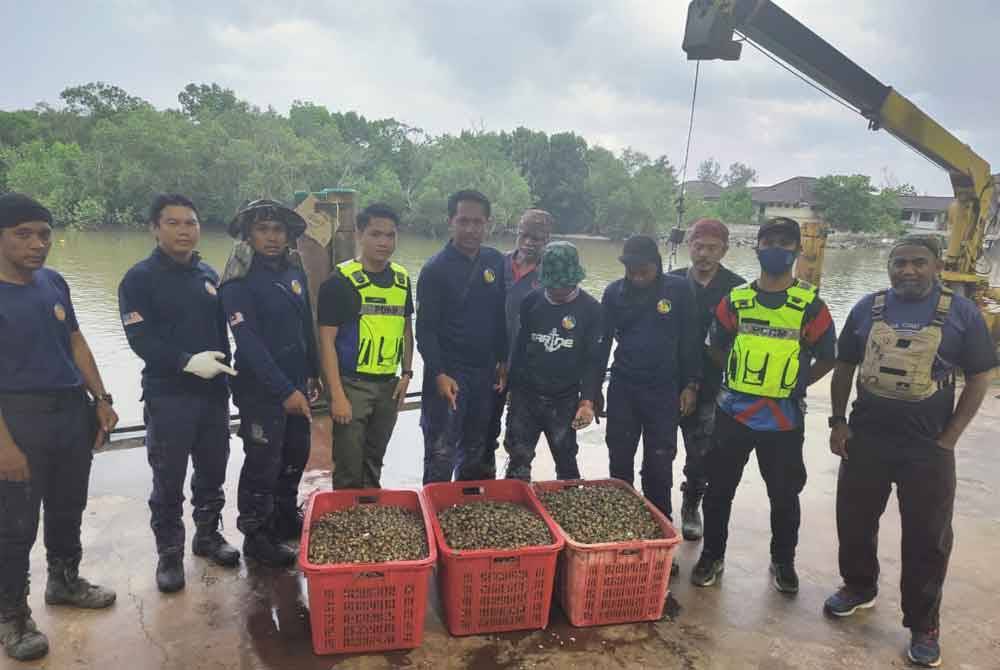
[14,387,1000,669]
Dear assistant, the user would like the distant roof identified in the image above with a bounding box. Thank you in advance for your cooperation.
[750,176,818,205]
[682,180,724,200]
[898,195,952,212]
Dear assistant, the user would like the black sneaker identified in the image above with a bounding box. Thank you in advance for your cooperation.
[0,604,49,662]
[243,534,297,568]
[908,629,941,668]
[823,586,877,617]
[690,554,724,587]
[156,552,185,593]
[193,528,241,568]
[680,493,703,541]
[770,562,799,594]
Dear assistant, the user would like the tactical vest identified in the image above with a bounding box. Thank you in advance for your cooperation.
[336,259,409,376]
[726,280,818,398]
[859,287,953,401]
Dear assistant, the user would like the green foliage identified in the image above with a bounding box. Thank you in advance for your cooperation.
[697,158,722,185]
[813,174,902,233]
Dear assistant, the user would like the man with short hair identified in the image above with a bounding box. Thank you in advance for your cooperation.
[119,194,240,594]
[0,193,117,662]
[669,219,746,540]
[599,235,701,533]
[692,217,837,594]
[417,190,507,483]
[824,235,996,668]
[483,209,552,477]
[505,241,604,481]
[317,203,414,489]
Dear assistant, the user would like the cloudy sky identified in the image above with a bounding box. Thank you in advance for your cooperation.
[2,1,996,195]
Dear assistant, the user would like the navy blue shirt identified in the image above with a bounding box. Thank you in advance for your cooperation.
[0,268,82,393]
[119,248,229,398]
[599,273,702,390]
[502,250,541,359]
[220,256,318,405]
[838,284,997,444]
[416,242,507,375]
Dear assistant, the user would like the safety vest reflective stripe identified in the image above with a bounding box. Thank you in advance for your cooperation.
[336,259,408,375]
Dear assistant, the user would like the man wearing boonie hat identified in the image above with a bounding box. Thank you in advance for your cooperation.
[219,199,321,568]
[669,219,746,541]
[504,242,603,481]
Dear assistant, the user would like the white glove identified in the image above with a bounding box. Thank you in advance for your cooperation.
[183,351,238,380]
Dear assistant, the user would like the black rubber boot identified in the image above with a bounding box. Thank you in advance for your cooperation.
[155,550,185,593]
[243,533,297,568]
[45,557,116,609]
[271,500,304,543]
[0,584,49,662]
[680,489,704,541]
[192,523,241,568]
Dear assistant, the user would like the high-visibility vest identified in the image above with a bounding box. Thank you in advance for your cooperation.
[336,259,408,376]
[725,280,818,398]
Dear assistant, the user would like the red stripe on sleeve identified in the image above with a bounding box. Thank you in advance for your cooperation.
[716,297,737,333]
[802,304,833,345]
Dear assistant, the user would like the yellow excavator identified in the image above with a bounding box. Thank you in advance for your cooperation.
[682,0,1000,337]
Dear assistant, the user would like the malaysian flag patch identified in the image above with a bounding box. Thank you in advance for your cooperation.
[122,311,144,326]
[229,312,245,327]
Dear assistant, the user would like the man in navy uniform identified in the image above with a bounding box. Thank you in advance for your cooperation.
[119,194,240,594]
[417,190,507,483]
[0,193,117,662]
[220,199,321,567]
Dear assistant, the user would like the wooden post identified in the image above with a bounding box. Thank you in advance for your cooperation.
[795,219,828,288]
[294,189,357,316]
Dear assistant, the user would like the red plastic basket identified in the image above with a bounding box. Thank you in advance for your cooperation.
[532,479,681,627]
[422,479,565,636]
[298,489,437,655]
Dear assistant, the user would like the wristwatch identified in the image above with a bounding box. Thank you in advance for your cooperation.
[400,370,414,378]
[828,415,846,428]
[96,392,114,406]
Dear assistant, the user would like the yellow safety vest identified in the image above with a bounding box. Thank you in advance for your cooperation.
[726,280,818,398]
[337,259,409,376]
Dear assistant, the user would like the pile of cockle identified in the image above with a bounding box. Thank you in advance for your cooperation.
[437,501,552,550]
[538,485,663,544]
[308,505,428,564]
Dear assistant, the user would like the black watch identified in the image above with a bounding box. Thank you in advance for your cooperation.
[96,392,114,406]
[828,415,846,428]
[400,370,414,378]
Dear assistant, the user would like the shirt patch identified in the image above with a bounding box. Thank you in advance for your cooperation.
[229,311,245,327]
[53,303,67,322]
[122,311,144,326]
[205,280,218,296]
[290,279,303,295]
[561,315,577,330]
[483,268,496,284]
[531,328,575,353]
[657,299,672,315]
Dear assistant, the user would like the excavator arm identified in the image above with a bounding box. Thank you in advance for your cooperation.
[682,0,995,293]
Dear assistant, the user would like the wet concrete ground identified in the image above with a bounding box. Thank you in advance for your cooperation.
[14,387,1000,669]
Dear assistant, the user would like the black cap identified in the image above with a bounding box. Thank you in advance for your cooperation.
[0,193,53,229]
[758,217,801,244]
[619,235,662,267]
[227,198,307,240]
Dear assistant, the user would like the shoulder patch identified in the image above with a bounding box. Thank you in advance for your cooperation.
[483,268,496,284]
[229,312,245,327]
[122,311,144,326]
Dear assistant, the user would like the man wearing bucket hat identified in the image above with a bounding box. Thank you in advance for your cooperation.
[219,199,321,567]
[504,242,604,481]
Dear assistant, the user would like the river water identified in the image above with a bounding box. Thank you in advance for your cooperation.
[45,230,891,426]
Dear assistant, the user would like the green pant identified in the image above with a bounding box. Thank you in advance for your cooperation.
[332,376,400,489]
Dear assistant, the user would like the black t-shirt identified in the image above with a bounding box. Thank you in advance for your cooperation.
[317,266,414,328]
[509,288,605,400]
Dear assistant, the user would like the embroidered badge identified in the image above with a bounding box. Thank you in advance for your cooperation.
[657,299,672,315]
[250,423,266,443]
[561,315,576,330]
[483,269,496,284]
[53,304,67,322]
[229,311,245,327]
[205,281,217,296]
[290,279,303,295]
[122,311,144,326]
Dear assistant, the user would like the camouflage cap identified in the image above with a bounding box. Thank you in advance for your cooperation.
[539,241,586,289]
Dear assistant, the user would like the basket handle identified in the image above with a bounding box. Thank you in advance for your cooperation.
[355,495,379,505]
[460,486,485,496]
[492,556,520,565]
[354,571,386,580]
[618,548,643,559]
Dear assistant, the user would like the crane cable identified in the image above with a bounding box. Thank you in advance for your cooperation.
[671,60,701,271]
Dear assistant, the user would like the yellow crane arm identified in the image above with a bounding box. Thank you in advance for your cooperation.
[682,0,994,284]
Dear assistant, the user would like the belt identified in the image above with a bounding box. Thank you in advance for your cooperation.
[0,387,88,413]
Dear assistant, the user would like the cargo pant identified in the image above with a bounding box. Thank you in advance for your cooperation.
[0,389,93,599]
[605,377,679,519]
[421,365,495,484]
[504,386,581,482]
[235,396,311,536]
[836,431,955,632]
[678,397,717,497]
[331,376,400,490]
[144,393,231,554]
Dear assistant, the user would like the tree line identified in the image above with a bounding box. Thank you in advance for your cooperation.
[0,82,914,237]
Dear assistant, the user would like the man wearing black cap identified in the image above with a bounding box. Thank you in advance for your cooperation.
[119,194,241,594]
[692,217,836,595]
[824,235,996,668]
[598,235,701,558]
[0,193,117,662]
[219,199,321,567]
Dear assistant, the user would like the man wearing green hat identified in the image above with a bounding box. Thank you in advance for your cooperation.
[504,242,604,481]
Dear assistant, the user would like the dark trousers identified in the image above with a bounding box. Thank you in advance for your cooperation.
[235,398,311,536]
[837,433,956,632]
[421,365,495,484]
[679,397,717,497]
[144,394,231,554]
[331,376,400,490]
[605,378,678,519]
[0,389,93,599]
[504,387,581,481]
[702,410,806,563]
[482,387,507,479]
